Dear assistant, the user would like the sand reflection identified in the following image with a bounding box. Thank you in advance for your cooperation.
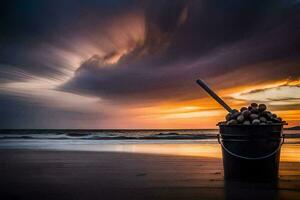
[108,143,300,162]
[281,144,300,162]
[120,143,222,158]
[2,138,300,162]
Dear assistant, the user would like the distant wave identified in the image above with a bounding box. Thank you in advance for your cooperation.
[0,130,299,140]
[0,132,217,140]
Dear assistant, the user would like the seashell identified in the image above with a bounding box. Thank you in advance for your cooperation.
[242,110,251,118]
[261,111,271,119]
[240,107,248,112]
[237,114,245,123]
[258,104,267,112]
[250,107,259,114]
[227,119,238,125]
[250,114,259,121]
[252,119,260,125]
[231,111,240,119]
[259,117,267,123]
[251,103,258,108]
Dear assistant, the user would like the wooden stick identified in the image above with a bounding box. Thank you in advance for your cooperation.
[196,79,233,113]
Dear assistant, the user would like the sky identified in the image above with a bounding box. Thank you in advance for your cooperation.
[0,0,300,129]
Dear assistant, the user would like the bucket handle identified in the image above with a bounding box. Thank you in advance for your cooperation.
[217,134,284,160]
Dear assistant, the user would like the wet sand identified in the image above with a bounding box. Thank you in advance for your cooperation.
[1,150,300,200]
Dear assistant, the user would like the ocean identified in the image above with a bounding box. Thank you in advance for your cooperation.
[1,129,300,162]
[0,129,299,149]
[0,129,219,140]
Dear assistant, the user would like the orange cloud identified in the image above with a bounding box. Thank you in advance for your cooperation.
[112,78,300,129]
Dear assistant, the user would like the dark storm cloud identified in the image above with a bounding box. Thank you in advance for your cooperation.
[0,0,140,78]
[0,0,137,40]
[62,0,300,103]
[0,0,142,128]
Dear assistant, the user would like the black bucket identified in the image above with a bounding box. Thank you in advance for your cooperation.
[218,124,284,181]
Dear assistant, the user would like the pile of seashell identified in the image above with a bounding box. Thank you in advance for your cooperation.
[220,103,286,125]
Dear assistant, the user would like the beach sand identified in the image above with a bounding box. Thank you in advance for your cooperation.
[1,150,300,200]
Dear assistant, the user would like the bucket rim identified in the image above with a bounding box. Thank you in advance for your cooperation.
[217,123,286,127]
